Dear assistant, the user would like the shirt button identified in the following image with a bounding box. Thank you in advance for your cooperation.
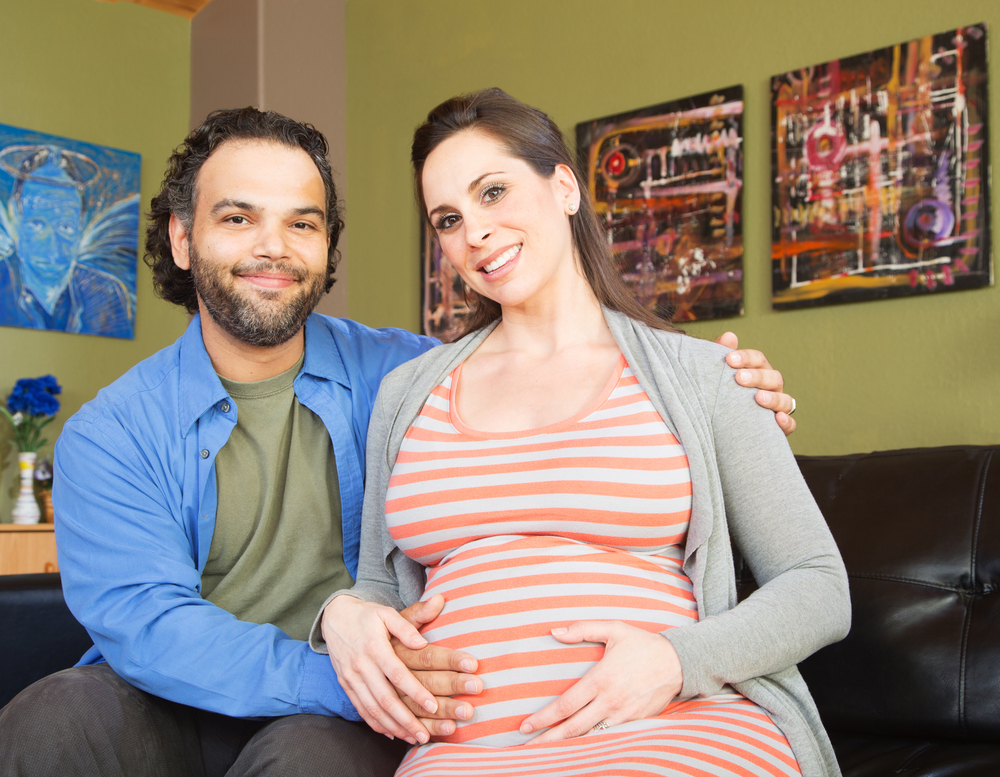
[200,449,210,459]
[221,402,231,413]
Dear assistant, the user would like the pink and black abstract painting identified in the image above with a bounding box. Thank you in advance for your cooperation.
[576,86,744,322]
[771,24,991,309]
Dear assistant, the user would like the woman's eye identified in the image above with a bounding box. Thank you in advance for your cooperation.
[482,185,506,203]
[436,213,460,231]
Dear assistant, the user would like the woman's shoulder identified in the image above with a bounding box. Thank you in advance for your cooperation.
[377,326,494,404]
[608,311,733,382]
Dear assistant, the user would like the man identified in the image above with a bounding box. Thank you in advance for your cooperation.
[0,107,793,776]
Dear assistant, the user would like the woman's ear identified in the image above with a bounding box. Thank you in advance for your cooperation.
[552,163,581,214]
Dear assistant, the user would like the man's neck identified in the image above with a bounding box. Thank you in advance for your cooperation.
[200,316,307,383]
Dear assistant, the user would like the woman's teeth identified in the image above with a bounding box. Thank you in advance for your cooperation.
[483,244,521,273]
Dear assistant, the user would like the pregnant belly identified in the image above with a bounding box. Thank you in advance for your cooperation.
[418,535,697,747]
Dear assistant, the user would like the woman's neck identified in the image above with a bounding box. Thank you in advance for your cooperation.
[487,268,614,358]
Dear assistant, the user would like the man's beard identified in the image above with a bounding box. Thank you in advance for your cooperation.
[189,242,326,347]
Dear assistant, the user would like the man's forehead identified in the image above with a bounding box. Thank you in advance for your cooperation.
[193,139,325,206]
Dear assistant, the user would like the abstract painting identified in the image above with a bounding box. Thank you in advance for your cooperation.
[771,23,991,310]
[421,220,469,343]
[0,123,140,338]
[576,86,744,322]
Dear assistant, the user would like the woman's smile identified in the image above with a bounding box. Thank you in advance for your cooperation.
[479,243,521,275]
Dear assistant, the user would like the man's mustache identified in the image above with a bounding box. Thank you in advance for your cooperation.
[229,260,307,282]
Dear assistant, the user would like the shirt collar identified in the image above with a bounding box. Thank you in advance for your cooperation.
[177,314,230,437]
[176,313,349,435]
[300,314,349,387]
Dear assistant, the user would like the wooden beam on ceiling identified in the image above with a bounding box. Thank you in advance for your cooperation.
[95,0,214,20]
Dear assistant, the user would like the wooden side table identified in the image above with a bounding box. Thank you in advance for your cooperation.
[0,524,58,575]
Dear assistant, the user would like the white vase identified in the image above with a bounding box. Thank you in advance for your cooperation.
[11,451,41,525]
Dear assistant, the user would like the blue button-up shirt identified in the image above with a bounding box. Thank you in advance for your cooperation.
[53,313,436,718]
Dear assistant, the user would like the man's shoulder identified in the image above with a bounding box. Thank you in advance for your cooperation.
[309,313,438,383]
[314,313,436,352]
[66,336,185,433]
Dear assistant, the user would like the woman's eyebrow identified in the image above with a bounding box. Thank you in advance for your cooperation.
[427,171,507,220]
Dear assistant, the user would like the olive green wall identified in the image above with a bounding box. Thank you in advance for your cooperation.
[344,0,1000,456]
[0,0,191,519]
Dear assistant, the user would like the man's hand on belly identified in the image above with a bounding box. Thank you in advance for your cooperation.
[395,595,483,737]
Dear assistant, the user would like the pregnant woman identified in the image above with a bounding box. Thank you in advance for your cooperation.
[316,88,850,777]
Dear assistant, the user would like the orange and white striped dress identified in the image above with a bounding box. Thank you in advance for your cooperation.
[385,355,801,777]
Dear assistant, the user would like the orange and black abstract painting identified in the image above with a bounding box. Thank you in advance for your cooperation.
[771,23,991,309]
[576,86,745,323]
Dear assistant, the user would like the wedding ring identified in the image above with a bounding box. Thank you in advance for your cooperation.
[592,720,610,732]
[789,398,797,415]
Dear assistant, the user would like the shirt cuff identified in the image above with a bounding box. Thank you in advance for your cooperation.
[298,648,361,720]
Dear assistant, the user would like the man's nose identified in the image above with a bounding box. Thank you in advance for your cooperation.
[253,220,289,259]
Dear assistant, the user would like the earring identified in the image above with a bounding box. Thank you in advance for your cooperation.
[567,202,578,214]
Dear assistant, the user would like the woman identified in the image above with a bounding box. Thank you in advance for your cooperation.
[317,88,850,777]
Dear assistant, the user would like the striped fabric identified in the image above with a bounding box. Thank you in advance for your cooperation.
[385,356,801,776]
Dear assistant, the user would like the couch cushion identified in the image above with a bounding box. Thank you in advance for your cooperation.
[0,573,92,708]
[829,730,1000,777]
[795,446,1000,743]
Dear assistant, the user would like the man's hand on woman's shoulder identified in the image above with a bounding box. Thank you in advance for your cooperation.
[715,332,797,436]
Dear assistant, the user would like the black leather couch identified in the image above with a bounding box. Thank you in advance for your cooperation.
[3,445,998,776]
[741,444,1000,776]
[0,572,92,708]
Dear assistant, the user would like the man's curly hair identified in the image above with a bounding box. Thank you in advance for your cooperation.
[145,107,344,313]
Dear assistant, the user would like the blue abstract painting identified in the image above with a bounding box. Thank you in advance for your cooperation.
[0,124,140,338]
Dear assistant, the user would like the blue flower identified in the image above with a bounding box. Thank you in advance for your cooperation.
[5,376,61,417]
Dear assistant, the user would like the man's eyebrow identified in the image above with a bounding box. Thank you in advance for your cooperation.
[291,206,326,223]
[209,200,326,224]
[427,171,506,220]
[210,199,258,217]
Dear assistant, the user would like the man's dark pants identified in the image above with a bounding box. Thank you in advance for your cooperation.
[0,665,409,776]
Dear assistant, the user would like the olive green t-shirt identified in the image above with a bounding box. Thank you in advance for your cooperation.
[201,355,353,641]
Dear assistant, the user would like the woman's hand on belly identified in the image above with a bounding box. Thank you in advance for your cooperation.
[518,620,684,743]
[321,594,442,744]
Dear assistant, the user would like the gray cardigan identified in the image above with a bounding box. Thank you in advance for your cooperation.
[312,309,850,777]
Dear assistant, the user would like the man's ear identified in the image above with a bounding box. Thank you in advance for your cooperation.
[168,213,191,271]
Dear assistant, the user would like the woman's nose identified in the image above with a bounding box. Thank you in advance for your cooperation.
[463,212,492,247]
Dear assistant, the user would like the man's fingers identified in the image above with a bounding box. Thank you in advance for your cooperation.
[753,389,795,415]
[776,411,796,437]
[715,331,738,350]
[726,348,773,372]
[401,694,474,724]
[412,669,482,697]
[734,368,784,393]
[394,638,478,674]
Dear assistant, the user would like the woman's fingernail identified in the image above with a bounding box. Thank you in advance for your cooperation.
[465,680,480,694]
[738,370,751,384]
[758,390,772,403]
[520,722,533,734]
[457,703,472,719]
[551,627,567,636]
[461,659,476,672]
[424,699,438,713]
[730,353,742,366]
[417,731,429,744]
